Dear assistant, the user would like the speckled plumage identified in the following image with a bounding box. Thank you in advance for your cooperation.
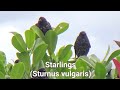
[36,17,52,35]
[74,31,91,57]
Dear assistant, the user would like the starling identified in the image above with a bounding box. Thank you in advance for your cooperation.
[74,31,91,58]
[36,17,52,35]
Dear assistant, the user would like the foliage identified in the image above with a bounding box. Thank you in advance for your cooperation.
[0,21,119,79]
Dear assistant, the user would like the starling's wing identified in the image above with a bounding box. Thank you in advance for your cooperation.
[74,38,79,55]
[74,36,83,57]
[36,18,52,35]
[74,34,91,57]
[46,22,52,30]
[85,35,91,48]
[77,39,90,56]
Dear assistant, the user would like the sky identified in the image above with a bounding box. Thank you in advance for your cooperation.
[0,11,120,65]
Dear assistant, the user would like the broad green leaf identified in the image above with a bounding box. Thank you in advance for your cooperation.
[0,51,6,65]
[59,44,72,62]
[0,71,5,79]
[11,32,27,52]
[89,54,100,63]
[56,46,71,62]
[105,49,120,66]
[45,30,58,55]
[5,63,13,75]
[25,30,35,49]
[80,56,95,69]
[32,38,46,53]
[102,45,110,61]
[111,69,117,79]
[62,50,72,63]
[42,53,50,63]
[95,63,106,79]
[31,25,45,40]
[116,55,120,62]
[75,58,87,71]
[16,52,30,75]
[0,61,5,75]
[54,22,69,35]
[32,44,48,68]
[51,53,59,62]
[76,66,84,72]
[56,46,65,57]
[75,59,82,69]
[38,60,45,69]
[10,62,25,79]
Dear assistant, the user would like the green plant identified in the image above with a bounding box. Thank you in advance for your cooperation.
[0,19,120,79]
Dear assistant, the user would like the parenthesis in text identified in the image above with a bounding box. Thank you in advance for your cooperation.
[30,70,33,78]
[89,70,91,78]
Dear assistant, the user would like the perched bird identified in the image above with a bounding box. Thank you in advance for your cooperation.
[36,17,52,35]
[74,31,91,58]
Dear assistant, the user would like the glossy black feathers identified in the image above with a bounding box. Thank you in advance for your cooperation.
[74,31,91,57]
[36,17,52,35]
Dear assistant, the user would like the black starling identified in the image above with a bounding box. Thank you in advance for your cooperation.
[36,17,52,35]
[74,31,91,58]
